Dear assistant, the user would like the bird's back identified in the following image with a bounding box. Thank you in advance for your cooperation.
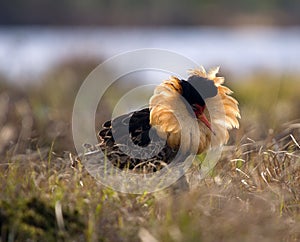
[98,108,180,172]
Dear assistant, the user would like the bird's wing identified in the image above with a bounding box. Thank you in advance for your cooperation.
[97,108,179,172]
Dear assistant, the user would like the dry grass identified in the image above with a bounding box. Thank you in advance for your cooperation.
[0,64,299,241]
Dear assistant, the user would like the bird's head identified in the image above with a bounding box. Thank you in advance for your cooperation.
[149,66,240,153]
[180,76,218,133]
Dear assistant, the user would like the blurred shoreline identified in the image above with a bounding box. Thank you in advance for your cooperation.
[1,26,300,84]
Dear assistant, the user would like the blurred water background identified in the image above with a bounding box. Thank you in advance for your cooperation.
[1,0,300,84]
[0,26,300,83]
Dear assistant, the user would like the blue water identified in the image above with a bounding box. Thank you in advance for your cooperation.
[0,26,300,83]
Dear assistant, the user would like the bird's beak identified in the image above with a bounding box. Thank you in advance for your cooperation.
[199,113,216,135]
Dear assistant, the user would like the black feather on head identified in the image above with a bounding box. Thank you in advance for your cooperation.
[187,75,218,99]
[180,76,217,107]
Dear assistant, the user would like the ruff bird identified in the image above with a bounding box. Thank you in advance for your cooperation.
[97,67,240,172]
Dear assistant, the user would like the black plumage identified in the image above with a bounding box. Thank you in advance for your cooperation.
[98,108,180,172]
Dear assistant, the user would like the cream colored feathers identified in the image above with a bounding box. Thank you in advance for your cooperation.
[149,76,200,153]
[190,66,240,147]
[149,66,240,154]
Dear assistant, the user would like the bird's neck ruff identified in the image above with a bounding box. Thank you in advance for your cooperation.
[149,66,240,154]
[190,67,240,145]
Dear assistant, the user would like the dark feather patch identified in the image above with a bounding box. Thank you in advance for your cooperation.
[98,108,183,172]
[186,75,217,99]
